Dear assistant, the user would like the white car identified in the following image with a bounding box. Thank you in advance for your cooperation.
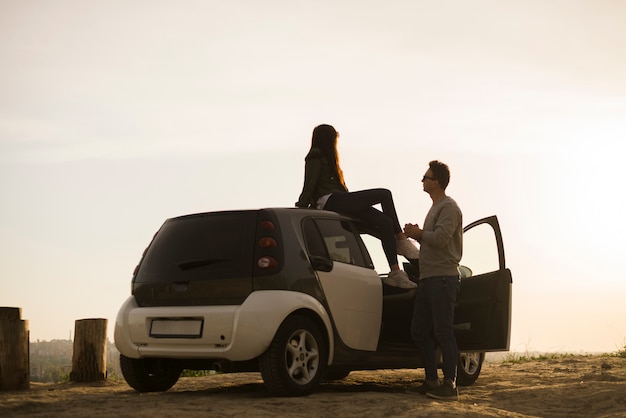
[115,208,512,396]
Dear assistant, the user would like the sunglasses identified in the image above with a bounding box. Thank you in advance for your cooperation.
[422,175,436,182]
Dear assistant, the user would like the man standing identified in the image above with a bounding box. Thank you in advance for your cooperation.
[404,160,463,401]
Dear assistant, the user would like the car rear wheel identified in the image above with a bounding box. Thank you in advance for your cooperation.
[456,352,484,386]
[119,355,182,392]
[259,315,327,396]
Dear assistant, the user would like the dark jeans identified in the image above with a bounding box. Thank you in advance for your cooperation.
[323,188,401,268]
[411,275,460,383]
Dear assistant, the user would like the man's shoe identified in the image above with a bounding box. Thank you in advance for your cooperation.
[383,270,417,289]
[414,379,440,394]
[426,380,459,401]
[396,239,420,259]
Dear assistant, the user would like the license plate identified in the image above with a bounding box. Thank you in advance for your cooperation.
[150,318,204,338]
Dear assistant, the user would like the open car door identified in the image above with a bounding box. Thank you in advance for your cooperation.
[455,215,512,352]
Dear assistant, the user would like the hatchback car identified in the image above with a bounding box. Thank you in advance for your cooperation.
[115,208,512,396]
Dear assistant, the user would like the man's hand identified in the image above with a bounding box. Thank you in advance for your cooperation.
[404,223,423,242]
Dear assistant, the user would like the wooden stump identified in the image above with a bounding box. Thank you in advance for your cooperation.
[0,307,30,391]
[70,318,108,382]
[0,307,22,321]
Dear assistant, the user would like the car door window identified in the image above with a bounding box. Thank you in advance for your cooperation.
[359,234,387,273]
[309,219,369,268]
[302,218,329,259]
[460,222,500,277]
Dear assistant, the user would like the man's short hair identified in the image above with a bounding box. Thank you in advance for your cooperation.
[429,160,450,190]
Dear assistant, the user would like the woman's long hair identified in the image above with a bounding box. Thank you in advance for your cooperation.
[311,124,346,189]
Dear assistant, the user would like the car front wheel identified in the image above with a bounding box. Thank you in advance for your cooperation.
[456,352,485,386]
[259,315,327,396]
[119,355,182,392]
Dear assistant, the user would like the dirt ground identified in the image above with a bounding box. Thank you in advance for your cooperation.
[1,355,625,417]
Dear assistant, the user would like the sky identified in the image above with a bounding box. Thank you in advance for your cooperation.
[2,0,625,353]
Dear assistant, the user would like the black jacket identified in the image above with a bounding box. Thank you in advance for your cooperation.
[295,148,347,208]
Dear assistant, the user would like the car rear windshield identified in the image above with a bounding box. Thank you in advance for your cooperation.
[134,211,258,283]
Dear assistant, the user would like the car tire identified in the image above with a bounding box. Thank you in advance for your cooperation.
[259,315,327,396]
[456,352,484,386]
[119,354,182,392]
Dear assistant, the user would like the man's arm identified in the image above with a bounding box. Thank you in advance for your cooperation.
[421,205,461,248]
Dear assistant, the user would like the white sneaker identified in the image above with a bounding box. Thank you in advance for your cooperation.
[383,270,417,289]
[396,239,420,259]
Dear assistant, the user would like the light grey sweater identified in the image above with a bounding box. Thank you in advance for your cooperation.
[419,196,463,280]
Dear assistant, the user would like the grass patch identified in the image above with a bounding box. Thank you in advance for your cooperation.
[181,369,218,377]
[601,341,626,358]
[501,352,576,364]
[613,344,626,358]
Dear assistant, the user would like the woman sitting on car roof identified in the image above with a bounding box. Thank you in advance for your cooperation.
[295,123,419,289]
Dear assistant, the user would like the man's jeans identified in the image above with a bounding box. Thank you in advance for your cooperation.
[411,275,460,383]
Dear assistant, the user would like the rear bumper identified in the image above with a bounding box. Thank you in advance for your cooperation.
[114,290,333,362]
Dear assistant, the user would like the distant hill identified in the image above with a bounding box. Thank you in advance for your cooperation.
[30,339,121,383]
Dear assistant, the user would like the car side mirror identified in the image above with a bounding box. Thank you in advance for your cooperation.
[459,265,472,279]
[310,256,333,272]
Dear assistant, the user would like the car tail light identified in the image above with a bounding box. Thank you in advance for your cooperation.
[255,216,281,273]
[258,237,277,248]
[257,256,278,269]
[259,220,275,230]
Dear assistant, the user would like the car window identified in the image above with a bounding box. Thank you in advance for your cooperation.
[460,222,499,277]
[136,212,257,283]
[359,234,387,273]
[302,218,329,259]
[308,218,369,268]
